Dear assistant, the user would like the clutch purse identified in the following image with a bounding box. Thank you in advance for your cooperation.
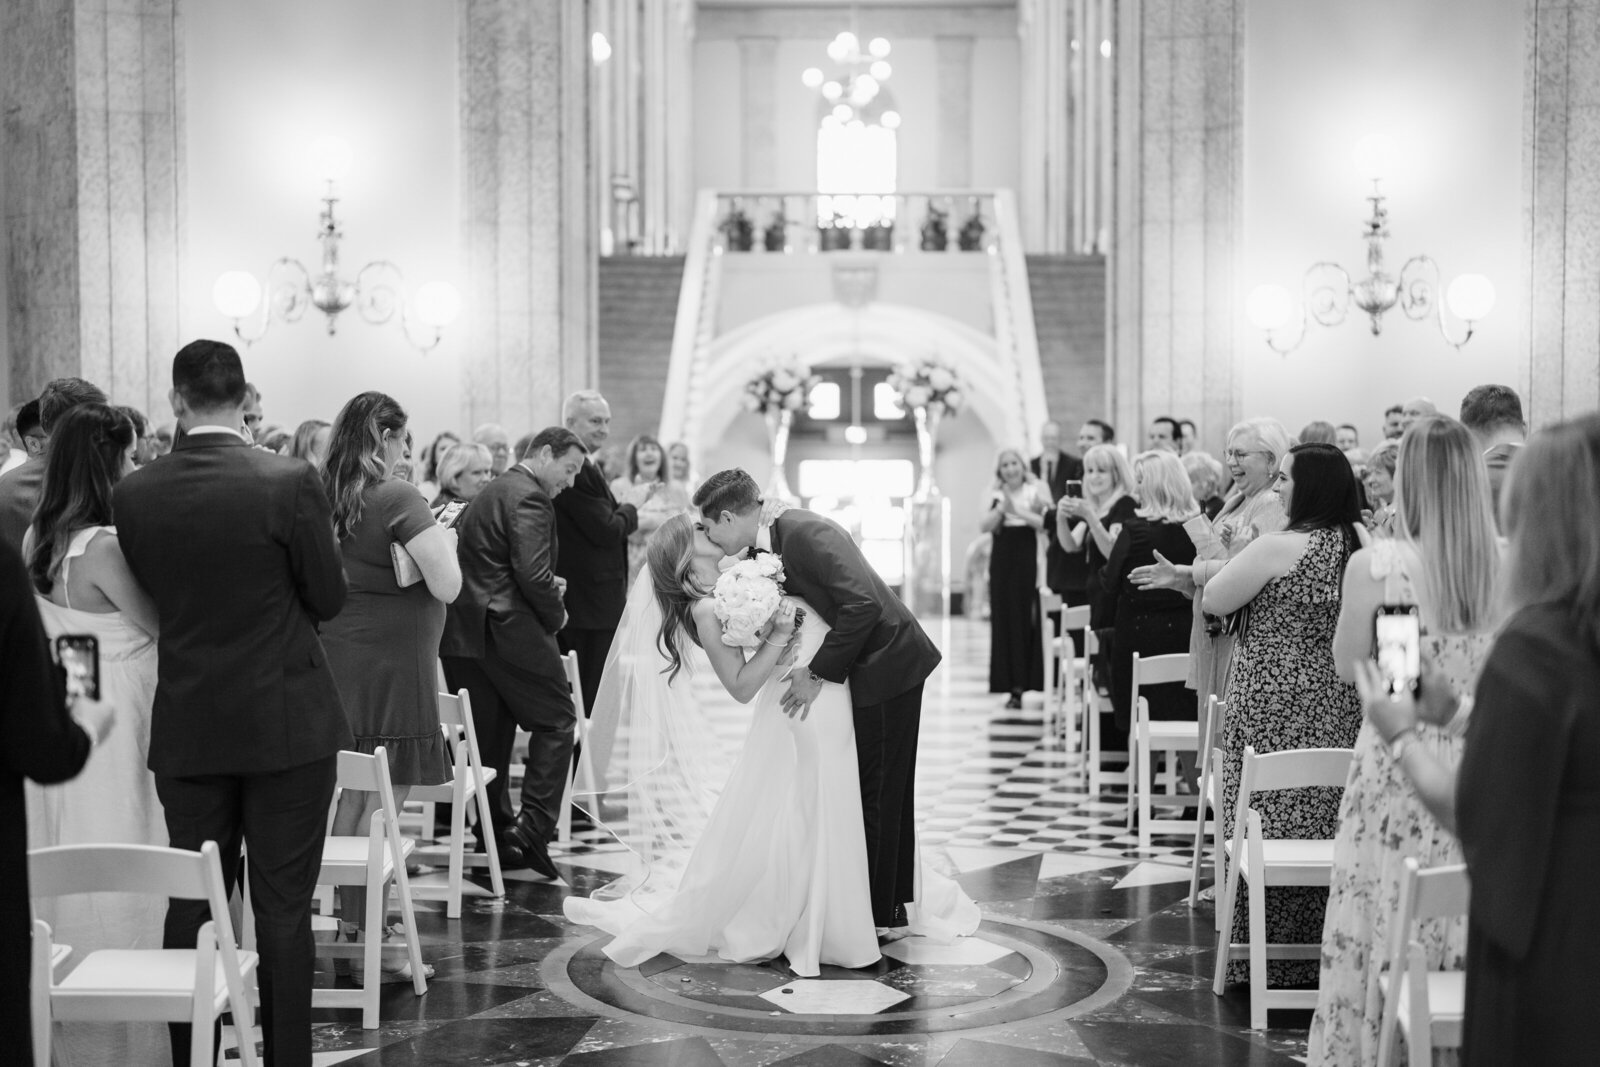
[391,543,424,588]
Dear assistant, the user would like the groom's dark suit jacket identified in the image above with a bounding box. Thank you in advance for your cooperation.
[770,508,940,707]
[113,432,350,777]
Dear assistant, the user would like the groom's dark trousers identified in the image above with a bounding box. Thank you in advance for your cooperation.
[854,684,924,924]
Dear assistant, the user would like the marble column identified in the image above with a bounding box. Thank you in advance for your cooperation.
[460,0,598,434]
[1,0,183,413]
[935,36,975,189]
[1019,0,1071,252]
[738,37,779,188]
[1521,0,1600,426]
[1108,0,1243,452]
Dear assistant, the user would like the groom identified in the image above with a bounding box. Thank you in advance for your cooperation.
[696,470,941,934]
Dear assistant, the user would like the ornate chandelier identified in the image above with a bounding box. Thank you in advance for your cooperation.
[801,31,899,130]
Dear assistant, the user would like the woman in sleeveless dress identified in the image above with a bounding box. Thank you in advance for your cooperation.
[565,513,978,975]
[609,433,690,586]
[1308,418,1500,1066]
[1202,442,1365,987]
[25,403,167,1066]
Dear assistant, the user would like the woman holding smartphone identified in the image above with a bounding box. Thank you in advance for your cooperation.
[1308,417,1500,1066]
[24,402,166,1064]
[980,446,1051,709]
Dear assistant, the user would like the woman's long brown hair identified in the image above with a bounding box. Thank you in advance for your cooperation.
[29,404,135,594]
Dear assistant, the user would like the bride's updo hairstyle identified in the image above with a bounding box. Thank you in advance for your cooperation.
[648,513,709,681]
[29,403,135,594]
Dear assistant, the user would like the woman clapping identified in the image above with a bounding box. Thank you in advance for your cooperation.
[981,446,1050,709]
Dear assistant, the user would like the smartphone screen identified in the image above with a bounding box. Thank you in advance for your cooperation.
[56,634,101,702]
[1064,480,1083,498]
[436,500,468,529]
[1373,606,1421,698]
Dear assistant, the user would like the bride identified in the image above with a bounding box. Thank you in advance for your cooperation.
[564,511,978,976]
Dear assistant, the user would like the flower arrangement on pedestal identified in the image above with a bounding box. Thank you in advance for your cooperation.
[888,358,964,499]
[744,357,819,500]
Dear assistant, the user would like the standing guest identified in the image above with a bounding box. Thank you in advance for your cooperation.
[979,446,1050,709]
[1399,396,1437,433]
[440,426,587,879]
[1308,417,1500,1067]
[0,401,44,545]
[1078,418,1115,451]
[1361,439,1400,537]
[154,422,175,455]
[417,430,462,500]
[1335,423,1360,453]
[1147,415,1179,452]
[287,418,332,469]
[1355,413,1600,1066]
[1129,418,1291,764]
[1,538,114,1067]
[1382,404,1405,439]
[0,405,25,475]
[610,434,690,585]
[474,422,512,477]
[120,406,160,466]
[1177,418,1198,455]
[667,440,696,496]
[258,426,292,454]
[242,382,265,442]
[1202,442,1364,987]
[432,442,495,509]
[1031,420,1081,502]
[1100,452,1200,735]
[1182,451,1228,520]
[320,393,459,976]
[25,403,167,1063]
[0,378,108,552]
[1300,420,1337,446]
[1032,420,1085,604]
[553,390,640,717]
[114,339,349,1067]
[1458,383,1525,518]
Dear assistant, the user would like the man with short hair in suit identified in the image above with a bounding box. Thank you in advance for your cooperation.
[440,425,588,880]
[114,339,348,1067]
[0,378,108,551]
[1459,383,1527,522]
[553,390,642,718]
[1031,420,1087,605]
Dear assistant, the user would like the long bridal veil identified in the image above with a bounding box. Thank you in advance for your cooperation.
[570,569,737,913]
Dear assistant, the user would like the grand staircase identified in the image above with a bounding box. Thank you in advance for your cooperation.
[1026,254,1107,435]
[598,255,686,446]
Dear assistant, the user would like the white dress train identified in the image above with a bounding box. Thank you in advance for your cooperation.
[564,600,979,975]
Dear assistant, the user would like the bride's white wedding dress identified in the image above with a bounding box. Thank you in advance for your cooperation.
[564,588,979,976]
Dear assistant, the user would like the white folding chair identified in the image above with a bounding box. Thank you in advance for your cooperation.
[1059,604,1092,754]
[1376,859,1469,1067]
[1188,695,1225,912]
[1040,588,1064,730]
[1084,629,1128,800]
[29,841,260,1067]
[557,650,600,842]
[408,689,506,918]
[1212,744,1354,1029]
[1129,651,1196,845]
[312,747,428,1029]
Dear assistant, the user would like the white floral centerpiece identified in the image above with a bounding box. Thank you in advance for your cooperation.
[886,358,964,416]
[711,554,787,649]
[742,356,820,415]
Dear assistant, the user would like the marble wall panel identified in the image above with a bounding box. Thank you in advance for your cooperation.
[936,36,975,189]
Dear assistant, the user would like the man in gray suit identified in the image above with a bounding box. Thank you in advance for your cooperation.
[440,425,586,879]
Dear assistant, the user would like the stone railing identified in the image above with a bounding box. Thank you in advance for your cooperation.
[709,191,1001,255]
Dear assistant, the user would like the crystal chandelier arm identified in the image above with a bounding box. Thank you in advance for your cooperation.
[1304,261,1353,328]
[397,300,445,353]
[353,259,404,326]
[230,258,312,346]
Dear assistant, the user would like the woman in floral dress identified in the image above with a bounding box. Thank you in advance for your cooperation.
[1308,418,1499,1066]
[1202,442,1365,986]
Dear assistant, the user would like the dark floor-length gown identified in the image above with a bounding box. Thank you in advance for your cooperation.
[989,524,1044,694]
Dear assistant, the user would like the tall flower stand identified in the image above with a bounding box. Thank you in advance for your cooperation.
[765,407,795,502]
[906,404,951,615]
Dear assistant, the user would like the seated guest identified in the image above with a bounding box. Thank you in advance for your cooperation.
[287,418,332,469]
[1300,420,1337,445]
[1203,442,1364,987]
[981,446,1051,709]
[1147,415,1180,452]
[1176,418,1197,455]
[25,403,166,1063]
[1335,423,1360,453]
[418,429,462,500]
[610,434,687,585]
[1308,417,1501,1066]
[0,378,108,551]
[475,422,512,476]
[1356,413,1600,1065]
[1078,417,1115,452]
[320,392,460,978]
[1181,450,1228,519]
[1362,439,1400,536]
[1100,451,1200,735]
[433,442,494,509]
[1458,383,1525,520]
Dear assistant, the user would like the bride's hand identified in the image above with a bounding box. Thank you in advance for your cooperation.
[759,497,792,526]
[770,599,799,638]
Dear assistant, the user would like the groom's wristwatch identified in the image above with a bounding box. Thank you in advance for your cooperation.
[806,668,824,685]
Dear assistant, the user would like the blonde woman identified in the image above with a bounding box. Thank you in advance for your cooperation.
[1057,443,1137,737]
[979,446,1051,708]
[1099,452,1201,733]
[610,434,691,584]
[1309,418,1500,1066]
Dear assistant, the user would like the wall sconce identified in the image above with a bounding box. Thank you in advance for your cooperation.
[212,137,461,352]
[1246,156,1494,355]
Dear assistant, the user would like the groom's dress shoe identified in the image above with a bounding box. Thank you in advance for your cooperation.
[506,818,560,881]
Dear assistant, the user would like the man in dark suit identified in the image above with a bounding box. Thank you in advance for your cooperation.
[552,390,641,717]
[1459,383,1526,524]
[1031,420,1087,604]
[696,469,941,935]
[441,425,587,880]
[114,340,348,1067]
[0,379,108,551]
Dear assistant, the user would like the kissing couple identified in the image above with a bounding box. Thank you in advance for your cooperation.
[564,469,978,975]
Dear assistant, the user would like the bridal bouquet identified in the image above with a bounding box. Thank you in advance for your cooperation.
[711,554,787,649]
[887,358,964,415]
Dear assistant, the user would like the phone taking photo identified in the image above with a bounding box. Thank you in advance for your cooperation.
[435,500,469,529]
[1063,479,1083,499]
[56,634,101,703]
[1373,605,1421,699]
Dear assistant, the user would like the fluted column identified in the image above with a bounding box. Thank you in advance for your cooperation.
[460,0,597,434]
[1,0,183,412]
[935,36,975,188]
[739,36,778,187]
[1018,0,1070,252]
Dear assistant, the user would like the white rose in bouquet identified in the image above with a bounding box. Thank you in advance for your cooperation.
[905,384,933,408]
[712,556,787,649]
[928,367,954,391]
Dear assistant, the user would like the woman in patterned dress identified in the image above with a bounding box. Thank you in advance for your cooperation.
[1307,418,1500,1065]
[1202,442,1365,986]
